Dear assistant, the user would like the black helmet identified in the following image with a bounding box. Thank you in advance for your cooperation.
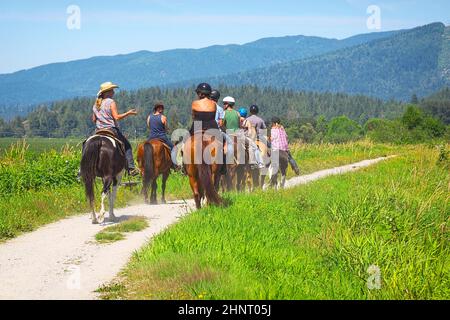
[196,83,212,95]
[250,104,259,114]
[210,90,220,102]
[272,116,281,125]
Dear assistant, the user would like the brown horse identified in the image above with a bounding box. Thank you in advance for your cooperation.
[137,139,172,204]
[183,133,223,209]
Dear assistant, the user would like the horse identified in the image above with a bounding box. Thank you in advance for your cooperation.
[266,149,289,190]
[137,139,172,204]
[183,132,223,209]
[80,134,126,224]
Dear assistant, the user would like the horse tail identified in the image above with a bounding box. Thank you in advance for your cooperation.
[143,142,154,187]
[80,138,101,208]
[197,163,221,205]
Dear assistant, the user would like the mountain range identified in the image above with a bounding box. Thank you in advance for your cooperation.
[0,22,449,119]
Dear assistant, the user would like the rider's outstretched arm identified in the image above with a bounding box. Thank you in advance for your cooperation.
[111,101,137,121]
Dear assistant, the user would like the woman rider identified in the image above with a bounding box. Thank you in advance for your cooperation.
[189,83,219,135]
[92,82,140,176]
[147,102,178,169]
[147,101,173,149]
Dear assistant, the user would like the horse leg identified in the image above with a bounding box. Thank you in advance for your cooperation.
[109,174,121,222]
[189,175,202,209]
[142,176,150,204]
[161,172,169,204]
[150,179,158,205]
[99,177,113,224]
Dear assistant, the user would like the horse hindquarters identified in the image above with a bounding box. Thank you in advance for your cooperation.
[80,139,102,222]
[197,163,221,206]
[143,143,154,204]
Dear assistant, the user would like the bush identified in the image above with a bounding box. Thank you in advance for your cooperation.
[325,116,363,143]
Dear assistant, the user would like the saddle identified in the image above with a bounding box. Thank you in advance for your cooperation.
[84,129,125,155]
[148,138,171,154]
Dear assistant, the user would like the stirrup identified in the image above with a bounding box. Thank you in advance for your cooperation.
[128,168,140,177]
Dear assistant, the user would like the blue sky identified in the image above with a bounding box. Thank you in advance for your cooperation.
[0,0,449,74]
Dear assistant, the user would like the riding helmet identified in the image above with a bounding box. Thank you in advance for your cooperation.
[250,104,259,114]
[223,96,236,105]
[196,83,212,95]
[239,107,248,118]
[210,90,220,102]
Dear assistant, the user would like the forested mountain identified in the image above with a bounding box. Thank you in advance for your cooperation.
[420,87,450,124]
[207,23,450,101]
[0,85,404,138]
[0,29,401,118]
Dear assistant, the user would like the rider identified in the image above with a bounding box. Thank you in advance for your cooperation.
[92,82,139,176]
[270,117,301,175]
[212,91,233,171]
[147,102,174,150]
[190,83,219,135]
[223,96,241,134]
[242,105,266,169]
[238,107,248,128]
[211,90,224,128]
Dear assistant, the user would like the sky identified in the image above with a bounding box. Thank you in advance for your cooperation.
[0,0,449,74]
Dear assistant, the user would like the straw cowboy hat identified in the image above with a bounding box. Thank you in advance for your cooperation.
[97,82,119,97]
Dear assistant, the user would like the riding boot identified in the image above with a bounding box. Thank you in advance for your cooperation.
[287,151,300,175]
[220,153,227,175]
[125,149,139,176]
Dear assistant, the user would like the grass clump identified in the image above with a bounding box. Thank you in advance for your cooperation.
[95,217,149,244]
[95,232,125,243]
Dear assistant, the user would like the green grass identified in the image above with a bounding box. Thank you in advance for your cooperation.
[95,217,149,244]
[103,216,149,233]
[95,232,125,243]
[103,145,449,300]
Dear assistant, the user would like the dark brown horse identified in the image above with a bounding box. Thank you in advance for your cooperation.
[80,135,126,224]
[183,134,223,209]
[137,139,172,204]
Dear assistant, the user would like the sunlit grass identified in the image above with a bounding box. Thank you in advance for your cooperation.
[104,145,449,300]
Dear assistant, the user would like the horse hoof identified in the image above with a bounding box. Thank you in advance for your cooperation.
[109,215,117,222]
[92,219,99,225]
[97,215,105,224]
[161,200,166,204]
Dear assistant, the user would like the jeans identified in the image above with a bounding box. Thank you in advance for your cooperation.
[109,127,135,170]
[246,137,264,165]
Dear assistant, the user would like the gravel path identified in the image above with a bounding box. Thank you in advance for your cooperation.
[0,156,393,300]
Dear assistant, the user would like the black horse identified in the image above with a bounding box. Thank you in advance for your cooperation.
[80,135,126,224]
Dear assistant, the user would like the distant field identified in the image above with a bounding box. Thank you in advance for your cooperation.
[0,138,82,155]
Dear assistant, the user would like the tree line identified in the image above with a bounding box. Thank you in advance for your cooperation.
[0,85,448,144]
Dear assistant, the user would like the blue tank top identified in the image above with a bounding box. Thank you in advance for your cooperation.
[148,113,166,139]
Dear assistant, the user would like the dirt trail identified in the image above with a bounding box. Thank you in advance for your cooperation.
[0,156,394,300]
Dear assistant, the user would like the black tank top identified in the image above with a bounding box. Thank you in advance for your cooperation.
[190,110,219,134]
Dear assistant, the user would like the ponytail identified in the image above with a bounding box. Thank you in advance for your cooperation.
[95,94,103,110]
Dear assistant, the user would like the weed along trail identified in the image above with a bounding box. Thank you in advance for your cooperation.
[0,156,393,300]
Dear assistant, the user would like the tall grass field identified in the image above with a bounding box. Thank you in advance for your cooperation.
[99,145,449,300]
